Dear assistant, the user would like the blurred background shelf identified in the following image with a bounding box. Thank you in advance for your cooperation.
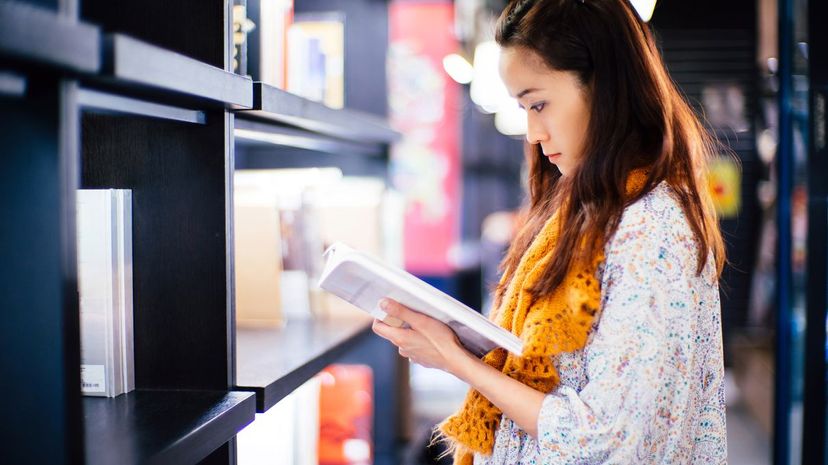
[236,316,374,412]
[83,389,255,465]
[234,117,385,157]
[0,1,100,73]
[236,83,400,145]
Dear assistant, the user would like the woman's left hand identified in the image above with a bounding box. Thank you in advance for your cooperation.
[371,298,473,374]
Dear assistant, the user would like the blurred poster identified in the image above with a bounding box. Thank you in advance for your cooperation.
[701,82,749,133]
[708,156,741,218]
[388,1,461,275]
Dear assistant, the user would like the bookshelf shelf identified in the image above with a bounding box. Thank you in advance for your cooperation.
[234,117,385,156]
[0,1,100,73]
[236,316,374,412]
[78,88,206,124]
[99,34,253,109]
[235,83,400,145]
[83,390,255,465]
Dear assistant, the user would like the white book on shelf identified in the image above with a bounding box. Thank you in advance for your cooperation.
[318,242,523,357]
[77,189,134,397]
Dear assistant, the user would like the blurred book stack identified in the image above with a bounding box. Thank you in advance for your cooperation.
[233,168,405,327]
[246,1,344,108]
[286,13,345,108]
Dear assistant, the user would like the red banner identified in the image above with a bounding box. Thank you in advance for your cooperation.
[388,1,461,275]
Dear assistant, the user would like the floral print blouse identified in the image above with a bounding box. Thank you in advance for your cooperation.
[474,183,727,464]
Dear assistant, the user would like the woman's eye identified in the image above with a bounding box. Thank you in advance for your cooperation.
[530,102,545,113]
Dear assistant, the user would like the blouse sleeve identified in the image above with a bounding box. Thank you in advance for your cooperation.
[534,196,715,463]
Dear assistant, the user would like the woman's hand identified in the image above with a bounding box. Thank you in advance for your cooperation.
[371,298,474,375]
[374,298,546,437]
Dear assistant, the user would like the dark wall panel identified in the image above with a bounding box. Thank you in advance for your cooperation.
[81,0,226,67]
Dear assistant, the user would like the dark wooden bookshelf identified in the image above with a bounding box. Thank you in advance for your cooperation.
[84,390,255,465]
[236,316,374,412]
[2,0,402,462]
[237,82,400,144]
[98,34,253,109]
[0,1,100,73]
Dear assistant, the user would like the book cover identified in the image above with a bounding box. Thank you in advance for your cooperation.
[257,0,293,88]
[77,189,134,397]
[318,242,523,358]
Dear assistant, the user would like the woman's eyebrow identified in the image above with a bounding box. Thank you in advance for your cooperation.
[516,88,541,99]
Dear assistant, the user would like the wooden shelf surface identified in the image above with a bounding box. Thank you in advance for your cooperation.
[236,316,373,412]
[100,34,253,109]
[0,1,100,73]
[84,389,255,465]
[236,83,400,145]
[234,117,385,156]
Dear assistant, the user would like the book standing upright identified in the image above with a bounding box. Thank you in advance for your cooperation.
[76,189,135,398]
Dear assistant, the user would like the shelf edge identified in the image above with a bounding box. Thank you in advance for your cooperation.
[236,320,373,413]
[101,34,253,109]
[77,88,206,124]
[0,1,100,73]
[233,82,400,145]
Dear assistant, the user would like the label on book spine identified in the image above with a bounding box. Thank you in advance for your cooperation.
[81,364,106,393]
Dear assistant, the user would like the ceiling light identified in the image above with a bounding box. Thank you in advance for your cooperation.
[442,53,474,84]
[494,105,527,136]
[470,41,512,113]
[630,0,657,22]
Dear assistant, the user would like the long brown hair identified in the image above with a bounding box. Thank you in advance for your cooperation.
[494,0,726,306]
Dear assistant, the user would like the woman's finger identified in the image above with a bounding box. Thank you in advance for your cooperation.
[372,318,408,346]
[381,298,430,330]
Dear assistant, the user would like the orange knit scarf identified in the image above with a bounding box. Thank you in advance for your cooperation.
[438,171,648,464]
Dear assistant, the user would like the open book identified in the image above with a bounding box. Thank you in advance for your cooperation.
[318,242,523,357]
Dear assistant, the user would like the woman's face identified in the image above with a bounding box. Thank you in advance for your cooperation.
[499,46,591,177]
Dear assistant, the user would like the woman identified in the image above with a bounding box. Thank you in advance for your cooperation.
[372,0,727,463]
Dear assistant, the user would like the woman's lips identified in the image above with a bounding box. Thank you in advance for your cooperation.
[545,152,562,160]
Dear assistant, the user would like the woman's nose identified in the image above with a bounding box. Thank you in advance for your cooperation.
[525,116,549,145]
